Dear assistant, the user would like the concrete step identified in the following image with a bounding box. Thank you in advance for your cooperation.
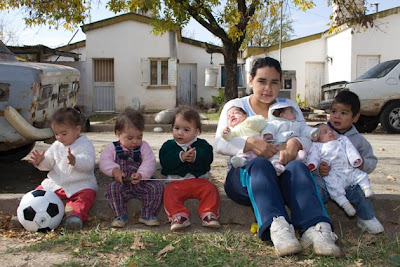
[2,192,399,236]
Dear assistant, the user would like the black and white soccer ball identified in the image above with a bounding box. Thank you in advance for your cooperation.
[17,189,65,232]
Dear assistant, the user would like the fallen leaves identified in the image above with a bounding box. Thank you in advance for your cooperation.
[130,236,145,250]
[157,243,175,256]
[387,175,397,182]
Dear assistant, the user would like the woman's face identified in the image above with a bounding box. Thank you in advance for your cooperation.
[249,66,281,105]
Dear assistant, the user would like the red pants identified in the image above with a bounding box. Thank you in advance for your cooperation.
[163,179,220,220]
[37,185,96,222]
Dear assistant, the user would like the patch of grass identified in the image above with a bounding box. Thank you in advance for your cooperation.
[203,112,220,121]
[14,228,400,267]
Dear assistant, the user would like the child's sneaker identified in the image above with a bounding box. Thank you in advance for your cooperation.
[201,213,220,228]
[170,215,190,231]
[341,201,356,216]
[111,217,127,228]
[64,216,83,231]
[138,217,160,226]
[230,156,247,168]
[357,217,384,234]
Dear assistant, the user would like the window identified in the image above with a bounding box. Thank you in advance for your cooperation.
[150,59,169,85]
[221,64,244,88]
[141,58,177,87]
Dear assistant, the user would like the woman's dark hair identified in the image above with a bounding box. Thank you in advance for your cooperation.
[51,107,82,127]
[173,107,202,133]
[250,57,282,79]
[332,90,360,116]
[115,108,145,133]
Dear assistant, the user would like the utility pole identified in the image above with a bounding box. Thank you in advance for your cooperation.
[279,0,283,65]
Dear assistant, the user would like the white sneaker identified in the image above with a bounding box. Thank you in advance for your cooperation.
[270,216,302,256]
[341,201,356,216]
[230,156,247,168]
[300,222,342,257]
[357,217,384,234]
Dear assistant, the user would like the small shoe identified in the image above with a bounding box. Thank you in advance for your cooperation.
[170,215,190,231]
[363,187,375,198]
[341,201,356,216]
[270,216,302,256]
[300,222,342,257]
[202,213,221,228]
[10,216,23,229]
[138,217,160,226]
[230,156,248,168]
[64,216,83,231]
[111,217,127,228]
[357,217,384,234]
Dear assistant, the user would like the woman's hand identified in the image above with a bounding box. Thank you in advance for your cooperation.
[278,138,301,165]
[244,137,277,159]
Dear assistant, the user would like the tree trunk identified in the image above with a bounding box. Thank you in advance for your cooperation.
[223,46,239,101]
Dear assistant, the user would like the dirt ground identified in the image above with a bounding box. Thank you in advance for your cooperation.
[1,131,399,266]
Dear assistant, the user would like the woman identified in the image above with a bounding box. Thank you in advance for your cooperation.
[215,57,341,257]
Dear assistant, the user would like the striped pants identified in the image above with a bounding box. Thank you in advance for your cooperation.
[105,180,164,219]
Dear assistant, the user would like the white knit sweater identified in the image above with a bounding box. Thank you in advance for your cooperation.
[38,135,98,197]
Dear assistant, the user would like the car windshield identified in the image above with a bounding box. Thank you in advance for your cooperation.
[355,60,400,81]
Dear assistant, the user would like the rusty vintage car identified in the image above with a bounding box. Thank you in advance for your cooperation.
[0,41,83,161]
[319,59,400,134]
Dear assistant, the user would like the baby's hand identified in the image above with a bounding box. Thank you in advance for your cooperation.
[223,126,231,135]
[112,168,126,184]
[186,146,196,162]
[131,173,142,184]
[67,148,76,166]
[29,150,45,165]
[319,161,331,177]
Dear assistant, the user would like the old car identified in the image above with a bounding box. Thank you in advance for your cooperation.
[0,41,83,162]
[319,59,400,133]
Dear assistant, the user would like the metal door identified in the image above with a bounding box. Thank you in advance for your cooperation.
[177,64,197,106]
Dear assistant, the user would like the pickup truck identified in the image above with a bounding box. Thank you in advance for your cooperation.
[318,59,400,133]
[0,41,83,162]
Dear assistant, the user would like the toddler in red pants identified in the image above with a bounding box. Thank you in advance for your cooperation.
[159,107,220,231]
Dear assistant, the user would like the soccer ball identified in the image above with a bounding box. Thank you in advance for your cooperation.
[17,189,65,232]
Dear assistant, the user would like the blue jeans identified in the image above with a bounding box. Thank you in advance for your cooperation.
[314,176,375,220]
[224,157,331,241]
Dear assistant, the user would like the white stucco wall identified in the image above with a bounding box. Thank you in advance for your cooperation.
[177,42,224,106]
[246,37,326,100]
[86,20,174,111]
[326,29,353,83]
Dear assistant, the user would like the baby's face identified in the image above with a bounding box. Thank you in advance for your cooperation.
[317,124,337,143]
[280,107,296,120]
[227,107,247,127]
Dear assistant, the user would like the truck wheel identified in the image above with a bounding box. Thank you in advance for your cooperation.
[354,115,378,133]
[379,101,400,133]
[0,142,35,162]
